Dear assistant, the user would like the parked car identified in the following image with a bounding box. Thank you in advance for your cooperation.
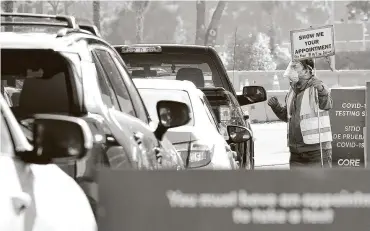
[114,44,267,169]
[1,13,189,216]
[134,78,252,170]
[0,94,97,231]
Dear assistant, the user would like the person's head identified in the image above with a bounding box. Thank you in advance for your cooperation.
[294,59,314,80]
[284,59,314,84]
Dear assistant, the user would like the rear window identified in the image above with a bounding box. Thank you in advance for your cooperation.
[119,53,222,88]
[1,49,74,120]
[136,88,194,126]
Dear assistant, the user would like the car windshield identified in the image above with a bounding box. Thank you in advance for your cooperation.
[119,52,223,88]
[1,49,74,123]
[136,88,194,126]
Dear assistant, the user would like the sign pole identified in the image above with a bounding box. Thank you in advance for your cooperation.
[366,82,370,168]
[313,58,324,167]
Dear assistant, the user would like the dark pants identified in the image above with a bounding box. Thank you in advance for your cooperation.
[290,149,332,169]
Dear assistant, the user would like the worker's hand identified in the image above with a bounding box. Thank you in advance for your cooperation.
[267,96,279,107]
[311,77,325,92]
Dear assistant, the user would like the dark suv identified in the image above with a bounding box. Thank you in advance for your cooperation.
[114,44,267,169]
[1,13,190,214]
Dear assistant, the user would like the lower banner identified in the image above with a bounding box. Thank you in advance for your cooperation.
[98,170,370,231]
[329,87,366,167]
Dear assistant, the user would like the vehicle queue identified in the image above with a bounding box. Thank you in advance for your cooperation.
[0,13,267,230]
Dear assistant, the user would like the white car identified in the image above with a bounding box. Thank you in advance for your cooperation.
[134,79,251,170]
[0,95,97,231]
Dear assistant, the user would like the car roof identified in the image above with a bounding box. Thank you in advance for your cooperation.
[114,44,213,54]
[0,31,107,51]
[133,78,201,92]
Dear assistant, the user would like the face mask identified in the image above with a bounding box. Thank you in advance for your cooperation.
[283,61,299,84]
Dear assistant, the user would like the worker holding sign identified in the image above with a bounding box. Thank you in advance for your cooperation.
[267,58,333,168]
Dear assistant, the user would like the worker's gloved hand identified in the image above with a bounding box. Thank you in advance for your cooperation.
[267,96,279,107]
[311,77,325,92]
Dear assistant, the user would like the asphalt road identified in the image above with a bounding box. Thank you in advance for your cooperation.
[251,122,290,169]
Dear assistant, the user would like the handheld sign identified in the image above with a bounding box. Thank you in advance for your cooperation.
[290,25,335,61]
[99,170,370,231]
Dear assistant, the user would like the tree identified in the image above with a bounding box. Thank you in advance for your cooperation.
[347,1,370,21]
[64,1,74,14]
[2,1,14,32]
[174,16,187,44]
[47,1,61,14]
[195,0,228,46]
[35,1,43,14]
[225,31,255,71]
[260,1,280,58]
[93,1,100,30]
[249,33,276,71]
[195,0,206,45]
[132,1,150,43]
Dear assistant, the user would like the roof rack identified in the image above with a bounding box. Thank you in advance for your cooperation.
[1,13,79,29]
[78,24,102,38]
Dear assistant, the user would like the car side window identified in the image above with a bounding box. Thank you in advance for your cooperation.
[94,49,135,116]
[1,110,15,155]
[200,96,219,131]
[91,52,118,109]
[110,53,149,124]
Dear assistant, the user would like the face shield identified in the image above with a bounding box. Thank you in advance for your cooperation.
[283,61,300,84]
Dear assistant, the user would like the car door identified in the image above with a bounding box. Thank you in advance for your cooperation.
[110,52,183,169]
[91,46,161,168]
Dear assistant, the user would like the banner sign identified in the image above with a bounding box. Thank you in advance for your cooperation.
[330,88,365,167]
[290,25,335,61]
[98,170,370,231]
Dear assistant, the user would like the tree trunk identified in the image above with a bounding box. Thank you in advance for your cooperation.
[204,1,227,46]
[195,0,206,45]
[35,2,43,14]
[3,1,14,32]
[132,1,150,44]
[268,13,276,58]
[93,1,100,30]
[47,1,60,14]
[64,1,73,15]
[135,11,144,43]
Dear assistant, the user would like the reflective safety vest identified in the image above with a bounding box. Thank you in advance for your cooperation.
[286,87,332,145]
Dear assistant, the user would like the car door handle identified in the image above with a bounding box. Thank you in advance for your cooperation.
[106,134,119,146]
[133,132,144,144]
[153,147,162,164]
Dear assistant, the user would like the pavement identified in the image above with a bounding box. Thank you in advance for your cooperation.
[250,122,290,169]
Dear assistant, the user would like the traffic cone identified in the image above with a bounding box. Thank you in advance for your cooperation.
[272,74,280,90]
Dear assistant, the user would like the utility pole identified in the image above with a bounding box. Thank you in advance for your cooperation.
[330,0,336,71]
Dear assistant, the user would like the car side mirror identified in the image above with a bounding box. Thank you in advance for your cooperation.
[237,86,267,106]
[154,100,190,141]
[226,125,252,143]
[18,114,93,165]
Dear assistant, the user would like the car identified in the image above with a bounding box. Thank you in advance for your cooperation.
[0,94,97,231]
[1,13,190,215]
[133,78,253,170]
[114,44,267,169]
